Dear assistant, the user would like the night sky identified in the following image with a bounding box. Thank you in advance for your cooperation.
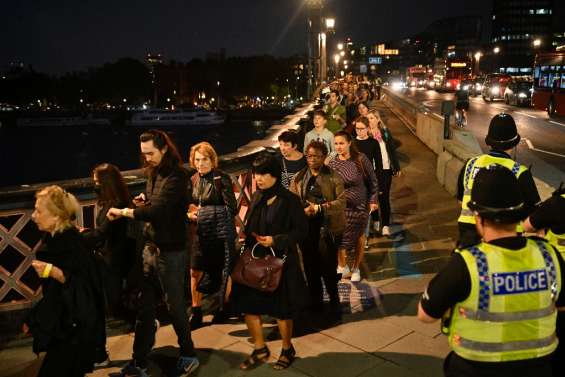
[3,0,491,74]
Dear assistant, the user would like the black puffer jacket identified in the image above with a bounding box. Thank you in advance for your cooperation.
[188,169,237,212]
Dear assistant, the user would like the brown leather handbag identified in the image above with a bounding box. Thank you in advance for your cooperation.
[231,243,286,293]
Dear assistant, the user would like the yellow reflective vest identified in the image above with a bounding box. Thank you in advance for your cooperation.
[458,154,528,225]
[446,238,561,363]
[544,193,565,257]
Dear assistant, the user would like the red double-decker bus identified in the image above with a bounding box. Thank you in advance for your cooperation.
[440,57,473,92]
[406,65,428,87]
[532,52,565,117]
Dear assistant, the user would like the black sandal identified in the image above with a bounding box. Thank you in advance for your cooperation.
[240,346,270,370]
[272,345,296,370]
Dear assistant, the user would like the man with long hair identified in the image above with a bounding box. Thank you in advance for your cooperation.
[107,130,199,376]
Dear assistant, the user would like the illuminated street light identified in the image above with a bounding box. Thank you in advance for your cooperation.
[334,54,340,64]
[493,46,500,54]
[325,18,335,30]
[474,51,482,75]
[533,39,541,47]
[337,43,344,50]
[340,50,345,57]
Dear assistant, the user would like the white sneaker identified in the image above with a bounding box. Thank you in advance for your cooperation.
[351,268,361,282]
[337,265,351,278]
[382,226,391,236]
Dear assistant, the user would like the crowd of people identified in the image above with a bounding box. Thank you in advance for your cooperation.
[23,73,564,377]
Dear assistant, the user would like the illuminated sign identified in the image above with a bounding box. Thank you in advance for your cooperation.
[450,62,467,68]
[368,57,382,64]
[376,44,399,55]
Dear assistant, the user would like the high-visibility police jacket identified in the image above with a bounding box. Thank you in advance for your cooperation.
[545,193,565,257]
[458,153,528,225]
[446,238,562,363]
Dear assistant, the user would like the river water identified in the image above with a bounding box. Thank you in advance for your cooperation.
[0,118,278,188]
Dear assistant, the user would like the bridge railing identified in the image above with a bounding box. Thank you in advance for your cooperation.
[0,104,314,323]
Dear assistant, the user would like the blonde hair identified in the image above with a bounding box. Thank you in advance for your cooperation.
[189,142,219,169]
[35,185,80,233]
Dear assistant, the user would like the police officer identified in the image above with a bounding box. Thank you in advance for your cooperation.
[524,184,565,375]
[524,184,565,256]
[418,166,565,377]
[457,113,540,247]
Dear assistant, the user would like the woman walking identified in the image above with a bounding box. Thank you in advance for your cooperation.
[367,111,400,236]
[82,163,136,320]
[187,142,237,328]
[231,153,308,370]
[26,185,105,377]
[329,131,378,282]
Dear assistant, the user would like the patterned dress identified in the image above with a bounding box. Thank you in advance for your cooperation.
[328,154,378,251]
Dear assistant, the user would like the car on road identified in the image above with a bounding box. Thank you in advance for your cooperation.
[481,73,512,102]
[461,79,483,97]
[504,80,533,107]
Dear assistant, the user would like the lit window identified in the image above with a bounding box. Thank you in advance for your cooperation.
[529,9,534,15]
[492,15,496,20]
[536,9,548,15]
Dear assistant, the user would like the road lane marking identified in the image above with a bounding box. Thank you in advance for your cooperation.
[549,120,565,128]
[523,138,565,158]
[515,111,537,119]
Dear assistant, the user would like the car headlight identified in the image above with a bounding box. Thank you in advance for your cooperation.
[476,84,483,91]
[463,85,470,91]
[518,92,527,98]
[446,82,451,87]
[490,86,499,94]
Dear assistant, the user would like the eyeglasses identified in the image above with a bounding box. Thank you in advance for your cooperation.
[306,154,324,160]
[355,127,367,131]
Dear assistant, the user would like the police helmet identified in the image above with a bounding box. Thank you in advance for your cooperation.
[467,165,527,223]
[485,113,520,150]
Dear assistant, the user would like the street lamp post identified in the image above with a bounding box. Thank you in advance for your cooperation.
[320,17,335,83]
[474,51,482,76]
[306,0,323,99]
[333,54,340,80]
[493,46,500,72]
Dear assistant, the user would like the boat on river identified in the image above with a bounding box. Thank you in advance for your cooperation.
[128,109,225,127]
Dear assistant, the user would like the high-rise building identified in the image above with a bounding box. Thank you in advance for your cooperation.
[489,0,565,73]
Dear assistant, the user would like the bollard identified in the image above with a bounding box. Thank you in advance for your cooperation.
[441,100,454,139]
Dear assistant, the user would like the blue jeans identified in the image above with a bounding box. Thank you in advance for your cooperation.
[133,250,194,366]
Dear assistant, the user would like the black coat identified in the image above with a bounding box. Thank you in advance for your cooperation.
[231,183,310,319]
[82,202,136,274]
[134,164,190,252]
[27,227,105,374]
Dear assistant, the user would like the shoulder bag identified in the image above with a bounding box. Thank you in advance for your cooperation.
[231,243,285,293]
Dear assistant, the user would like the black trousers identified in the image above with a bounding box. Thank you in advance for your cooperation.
[301,220,340,310]
[372,170,393,226]
[132,250,195,367]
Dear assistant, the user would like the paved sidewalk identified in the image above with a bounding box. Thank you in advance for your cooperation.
[0,101,460,377]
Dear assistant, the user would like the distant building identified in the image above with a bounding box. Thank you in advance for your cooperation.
[489,0,565,74]
[422,16,483,57]
[145,54,192,106]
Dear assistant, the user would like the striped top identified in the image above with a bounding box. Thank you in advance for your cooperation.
[328,153,378,212]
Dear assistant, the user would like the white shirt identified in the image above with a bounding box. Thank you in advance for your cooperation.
[377,139,391,170]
